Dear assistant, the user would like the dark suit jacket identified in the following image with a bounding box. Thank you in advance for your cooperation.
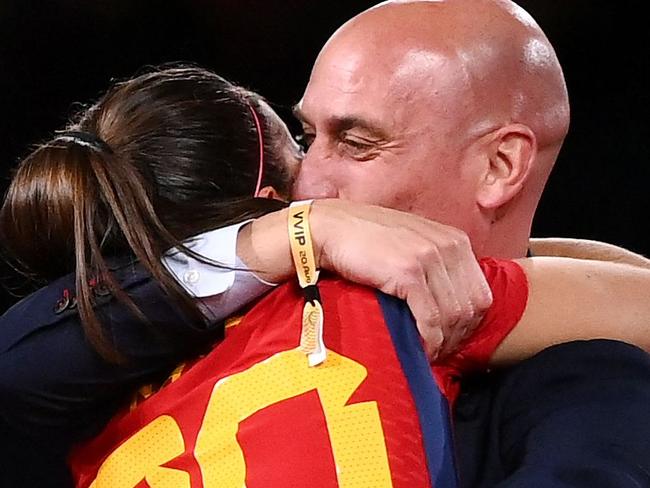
[455,340,650,487]
[0,261,221,446]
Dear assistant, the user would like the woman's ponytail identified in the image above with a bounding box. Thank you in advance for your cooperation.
[0,131,206,362]
[0,66,291,361]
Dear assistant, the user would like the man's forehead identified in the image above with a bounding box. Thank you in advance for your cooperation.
[297,46,461,133]
[295,79,409,134]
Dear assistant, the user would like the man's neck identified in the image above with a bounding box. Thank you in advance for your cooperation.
[478,220,531,259]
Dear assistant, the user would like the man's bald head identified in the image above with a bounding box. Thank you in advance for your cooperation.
[333,0,569,147]
[294,0,570,257]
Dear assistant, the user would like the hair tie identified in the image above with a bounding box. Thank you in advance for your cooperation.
[246,102,265,197]
[56,131,113,154]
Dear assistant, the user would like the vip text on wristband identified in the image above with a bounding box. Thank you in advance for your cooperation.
[289,201,326,366]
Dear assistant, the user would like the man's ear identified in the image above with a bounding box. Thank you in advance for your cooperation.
[477,124,537,209]
[257,185,283,201]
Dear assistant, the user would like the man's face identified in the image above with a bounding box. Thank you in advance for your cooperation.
[292,40,484,233]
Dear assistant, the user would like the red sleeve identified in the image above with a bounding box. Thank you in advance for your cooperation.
[443,257,529,374]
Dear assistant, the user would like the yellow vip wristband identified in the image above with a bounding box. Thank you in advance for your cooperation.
[288,200,320,288]
[288,200,326,366]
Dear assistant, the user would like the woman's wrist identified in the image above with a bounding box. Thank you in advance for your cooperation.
[236,201,334,284]
[236,208,288,283]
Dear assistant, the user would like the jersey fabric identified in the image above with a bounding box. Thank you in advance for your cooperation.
[69,258,527,488]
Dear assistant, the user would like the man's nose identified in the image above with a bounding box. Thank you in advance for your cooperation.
[292,151,338,200]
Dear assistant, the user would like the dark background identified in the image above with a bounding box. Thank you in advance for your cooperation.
[0,1,648,312]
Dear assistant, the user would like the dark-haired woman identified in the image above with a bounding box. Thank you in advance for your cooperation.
[1,66,650,485]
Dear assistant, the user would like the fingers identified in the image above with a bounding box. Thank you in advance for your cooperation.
[376,218,489,359]
[435,234,493,358]
[391,225,480,359]
[395,234,466,360]
[312,200,494,360]
[417,247,462,359]
[404,280,444,358]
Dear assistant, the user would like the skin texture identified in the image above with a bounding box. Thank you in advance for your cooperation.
[293,0,570,259]
[492,257,650,365]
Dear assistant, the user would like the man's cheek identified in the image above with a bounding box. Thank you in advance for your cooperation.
[339,168,395,206]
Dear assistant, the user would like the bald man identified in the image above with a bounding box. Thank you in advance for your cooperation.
[294,0,568,259]
[290,1,650,486]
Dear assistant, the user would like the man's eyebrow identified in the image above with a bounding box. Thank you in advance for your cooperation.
[293,106,390,139]
[292,103,387,139]
[332,116,389,139]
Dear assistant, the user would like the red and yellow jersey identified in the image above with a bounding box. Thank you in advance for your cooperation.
[69,258,527,488]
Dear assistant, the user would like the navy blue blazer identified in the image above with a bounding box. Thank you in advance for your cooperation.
[455,340,650,487]
[0,261,221,445]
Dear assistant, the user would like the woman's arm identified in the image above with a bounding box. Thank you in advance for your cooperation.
[529,237,650,269]
[242,199,493,357]
[490,257,650,366]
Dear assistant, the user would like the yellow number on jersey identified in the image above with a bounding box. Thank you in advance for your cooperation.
[91,348,393,487]
[90,415,190,488]
[196,349,392,487]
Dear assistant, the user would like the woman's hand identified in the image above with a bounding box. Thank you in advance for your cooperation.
[239,199,493,359]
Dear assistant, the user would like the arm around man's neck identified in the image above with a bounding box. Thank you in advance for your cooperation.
[529,237,650,269]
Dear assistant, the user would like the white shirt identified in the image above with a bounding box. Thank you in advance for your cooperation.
[162,221,274,321]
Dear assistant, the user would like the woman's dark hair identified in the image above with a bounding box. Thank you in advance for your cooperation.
[0,66,291,361]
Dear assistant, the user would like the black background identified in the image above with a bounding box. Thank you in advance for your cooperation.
[1,1,648,312]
